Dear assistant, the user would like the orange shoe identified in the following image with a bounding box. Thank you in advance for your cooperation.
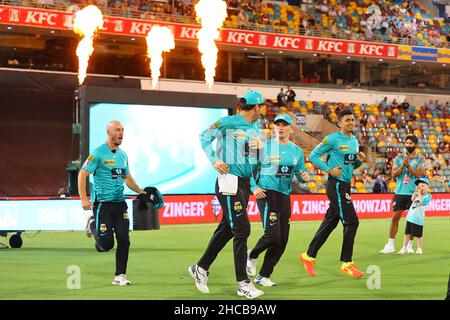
[299,252,316,276]
[340,261,365,278]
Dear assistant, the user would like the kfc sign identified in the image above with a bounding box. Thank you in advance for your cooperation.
[0,5,399,59]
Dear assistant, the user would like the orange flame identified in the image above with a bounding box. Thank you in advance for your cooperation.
[73,5,103,85]
[195,0,227,90]
[145,26,175,89]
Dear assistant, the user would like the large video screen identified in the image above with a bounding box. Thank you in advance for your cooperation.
[88,103,229,194]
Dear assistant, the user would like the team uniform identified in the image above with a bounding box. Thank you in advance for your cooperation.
[306,132,362,263]
[392,153,426,212]
[82,143,131,276]
[196,114,260,282]
[405,193,431,238]
[249,139,306,279]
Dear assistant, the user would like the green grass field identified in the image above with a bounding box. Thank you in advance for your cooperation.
[1,217,449,300]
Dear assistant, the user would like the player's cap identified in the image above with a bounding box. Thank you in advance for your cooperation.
[274,113,293,125]
[242,89,264,105]
[415,177,430,186]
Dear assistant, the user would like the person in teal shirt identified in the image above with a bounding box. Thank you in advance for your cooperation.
[380,135,425,254]
[189,89,266,299]
[246,113,309,287]
[78,120,147,286]
[398,177,431,255]
[299,109,367,278]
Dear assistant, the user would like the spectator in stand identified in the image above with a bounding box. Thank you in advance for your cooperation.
[373,174,388,193]
[379,97,390,111]
[286,85,296,110]
[277,88,287,107]
[400,99,410,111]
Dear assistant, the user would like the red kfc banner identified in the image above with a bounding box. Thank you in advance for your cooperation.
[0,5,397,59]
[160,193,450,225]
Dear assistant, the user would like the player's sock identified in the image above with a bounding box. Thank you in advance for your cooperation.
[407,240,413,250]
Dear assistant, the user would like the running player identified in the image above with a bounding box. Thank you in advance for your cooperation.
[78,120,146,286]
[299,109,367,278]
[246,113,309,287]
[188,90,266,299]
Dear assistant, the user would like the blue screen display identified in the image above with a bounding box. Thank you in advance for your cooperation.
[89,103,228,194]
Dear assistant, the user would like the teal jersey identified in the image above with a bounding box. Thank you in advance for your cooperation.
[82,143,129,202]
[393,153,426,195]
[406,193,431,226]
[309,132,361,184]
[256,140,306,196]
[200,114,260,189]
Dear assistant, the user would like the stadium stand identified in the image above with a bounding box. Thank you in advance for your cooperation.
[257,95,450,194]
[2,0,449,47]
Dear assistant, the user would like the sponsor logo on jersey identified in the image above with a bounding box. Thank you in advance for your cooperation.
[339,145,350,152]
[268,155,281,163]
[234,201,243,212]
[83,155,95,166]
[123,212,129,220]
[209,120,221,129]
[234,130,247,139]
[100,224,107,232]
[104,159,116,166]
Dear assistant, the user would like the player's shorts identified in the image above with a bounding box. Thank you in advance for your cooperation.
[405,221,423,238]
[393,194,413,212]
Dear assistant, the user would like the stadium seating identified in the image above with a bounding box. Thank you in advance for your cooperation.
[258,97,450,193]
[4,0,448,47]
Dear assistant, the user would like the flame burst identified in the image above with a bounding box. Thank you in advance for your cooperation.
[73,5,103,85]
[145,26,175,89]
[195,0,227,90]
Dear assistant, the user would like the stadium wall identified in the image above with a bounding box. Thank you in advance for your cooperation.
[142,78,450,106]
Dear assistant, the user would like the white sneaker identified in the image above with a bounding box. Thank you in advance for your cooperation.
[246,249,257,277]
[237,280,264,299]
[188,265,209,294]
[398,247,407,254]
[415,248,423,255]
[407,247,414,254]
[85,215,94,238]
[380,243,396,254]
[112,274,131,286]
[254,275,276,287]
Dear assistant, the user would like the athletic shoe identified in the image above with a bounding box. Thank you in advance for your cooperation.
[415,248,423,255]
[379,243,396,254]
[407,247,414,254]
[299,252,316,276]
[112,274,131,286]
[188,265,209,294]
[237,280,264,299]
[340,262,365,278]
[398,247,407,254]
[246,249,257,277]
[85,215,94,238]
[254,275,276,287]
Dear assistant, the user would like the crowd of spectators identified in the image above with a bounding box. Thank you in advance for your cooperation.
[4,0,449,47]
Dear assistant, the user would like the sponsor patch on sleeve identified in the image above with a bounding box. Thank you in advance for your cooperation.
[209,120,221,129]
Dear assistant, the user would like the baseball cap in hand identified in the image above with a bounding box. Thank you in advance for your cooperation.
[137,187,165,209]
